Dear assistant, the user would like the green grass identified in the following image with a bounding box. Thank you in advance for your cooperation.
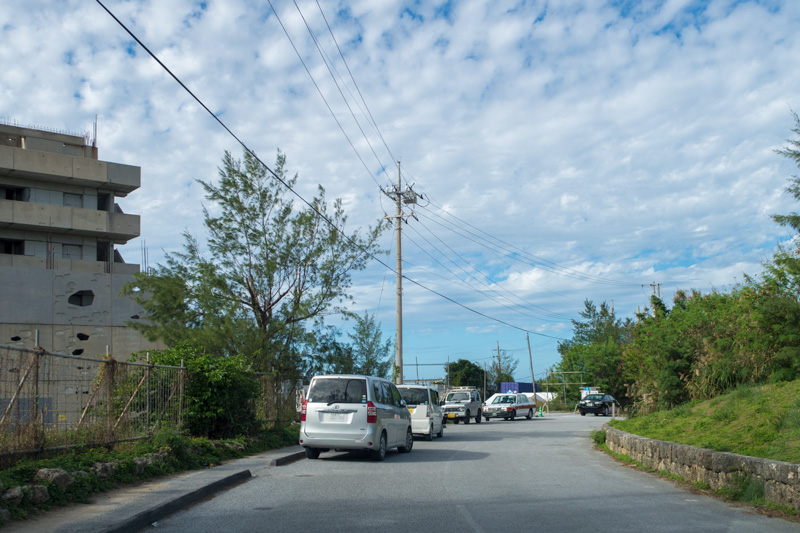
[609,380,800,462]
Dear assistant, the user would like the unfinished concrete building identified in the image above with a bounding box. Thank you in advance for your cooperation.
[0,122,160,358]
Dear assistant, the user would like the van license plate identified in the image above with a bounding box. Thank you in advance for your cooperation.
[324,412,347,422]
[448,414,455,418]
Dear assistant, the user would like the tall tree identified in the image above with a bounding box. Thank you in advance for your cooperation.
[772,111,800,232]
[123,150,385,376]
[348,312,393,379]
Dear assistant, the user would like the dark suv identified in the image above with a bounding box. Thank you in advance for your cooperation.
[578,394,620,416]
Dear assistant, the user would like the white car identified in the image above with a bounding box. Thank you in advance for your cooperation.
[482,393,538,421]
[397,385,444,441]
[299,375,413,461]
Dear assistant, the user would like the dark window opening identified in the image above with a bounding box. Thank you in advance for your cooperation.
[68,291,94,307]
[2,135,20,147]
[2,186,28,201]
[10,336,21,342]
[97,241,111,263]
[72,349,84,356]
[97,192,112,212]
[0,239,24,255]
[76,333,90,340]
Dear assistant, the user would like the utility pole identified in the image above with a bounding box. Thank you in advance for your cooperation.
[643,281,661,298]
[526,333,534,392]
[382,161,422,385]
[496,341,502,389]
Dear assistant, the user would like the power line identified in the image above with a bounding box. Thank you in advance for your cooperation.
[94,0,558,339]
[265,0,386,191]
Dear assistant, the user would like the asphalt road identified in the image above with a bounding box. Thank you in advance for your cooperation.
[150,413,799,533]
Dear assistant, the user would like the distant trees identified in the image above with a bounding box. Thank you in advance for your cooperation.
[310,312,393,379]
[485,350,518,394]
[550,300,629,404]
[446,359,483,389]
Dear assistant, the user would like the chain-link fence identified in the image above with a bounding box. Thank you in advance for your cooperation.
[0,345,185,460]
[0,345,304,462]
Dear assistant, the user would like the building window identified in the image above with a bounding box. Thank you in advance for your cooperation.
[63,193,83,208]
[2,135,20,147]
[1,186,29,201]
[62,244,82,260]
[97,192,112,212]
[97,241,111,262]
[0,239,24,255]
[68,290,94,307]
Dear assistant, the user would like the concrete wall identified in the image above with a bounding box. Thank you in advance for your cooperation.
[0,323,162,361]
[604,425,800,510]
[0,265,142,326]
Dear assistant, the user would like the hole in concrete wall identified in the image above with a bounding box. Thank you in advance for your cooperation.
[76,333,89,341]
[72,349,84,355]
[68,291,94,307]
[130,314,140,320]
[10,336,21,342]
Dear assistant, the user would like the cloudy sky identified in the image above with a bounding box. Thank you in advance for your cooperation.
[3,0,800,383]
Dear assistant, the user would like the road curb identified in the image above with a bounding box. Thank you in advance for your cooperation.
[269,450,307,467]
[106,469,253,533]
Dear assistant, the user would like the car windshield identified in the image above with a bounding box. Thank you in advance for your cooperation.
[307,378,367,405]
[584,394,604,401]
[446,392,469,402]
[399,388,428,406]
[491,395,516,404]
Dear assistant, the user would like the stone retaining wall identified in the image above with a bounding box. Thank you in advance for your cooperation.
[603,425,800,510]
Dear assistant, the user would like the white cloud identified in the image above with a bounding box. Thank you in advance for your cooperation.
[2,0,799,379]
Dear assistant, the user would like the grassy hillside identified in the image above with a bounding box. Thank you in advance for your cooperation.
[609,380,800,463]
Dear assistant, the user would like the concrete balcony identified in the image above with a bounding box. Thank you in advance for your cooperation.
[0,199,140,242]
[0,145,139,195]
[0,253,141,275]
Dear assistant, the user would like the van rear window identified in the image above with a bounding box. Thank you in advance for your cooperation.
[307,378,367,404]
[398,388,428,406]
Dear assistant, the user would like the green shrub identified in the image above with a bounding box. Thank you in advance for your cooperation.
[137,345,260,438]
[591,430,606,445]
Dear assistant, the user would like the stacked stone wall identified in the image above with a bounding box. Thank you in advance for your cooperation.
[604,425,800,509]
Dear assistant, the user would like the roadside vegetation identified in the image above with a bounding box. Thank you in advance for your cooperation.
[609,380,800,463]
[0,425,298,524]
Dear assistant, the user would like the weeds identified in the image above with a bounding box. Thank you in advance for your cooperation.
[591,430,606,445]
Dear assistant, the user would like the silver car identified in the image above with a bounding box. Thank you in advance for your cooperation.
[299,374,413,461]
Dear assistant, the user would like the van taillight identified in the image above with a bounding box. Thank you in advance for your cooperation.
[300,400,307,422]
[367,401,377,423]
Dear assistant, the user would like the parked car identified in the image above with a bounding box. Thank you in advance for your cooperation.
[442,387,483,424]
[482,393,537,421]
[397,385,444,441]
[578,394,620,416]
[299,374,413,461]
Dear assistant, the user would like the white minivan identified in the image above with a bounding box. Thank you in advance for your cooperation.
[299,374,413,461]
[397,385,444,441]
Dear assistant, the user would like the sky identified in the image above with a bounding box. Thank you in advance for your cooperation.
[2,0,800,384]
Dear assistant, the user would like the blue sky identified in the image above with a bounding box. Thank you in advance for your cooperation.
[2,0,800,383]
